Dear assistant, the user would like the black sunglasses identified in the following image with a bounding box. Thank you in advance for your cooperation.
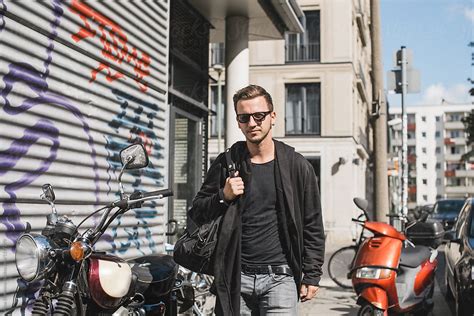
[236,111,272,124]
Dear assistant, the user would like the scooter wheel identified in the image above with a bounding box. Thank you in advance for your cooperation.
[358,303,384,316]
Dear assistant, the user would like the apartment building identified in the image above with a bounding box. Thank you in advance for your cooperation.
[389,104,474,211]
[208,0,374,246]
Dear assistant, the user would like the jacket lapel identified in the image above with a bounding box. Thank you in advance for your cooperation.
[274,140,296,226]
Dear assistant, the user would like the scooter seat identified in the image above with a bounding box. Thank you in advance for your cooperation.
[399,245,431,268]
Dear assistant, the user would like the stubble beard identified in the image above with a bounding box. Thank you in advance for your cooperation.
[246,127,271,144]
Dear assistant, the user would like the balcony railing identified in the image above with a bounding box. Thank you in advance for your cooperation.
[285,43,320,62]
[445,170,455,177]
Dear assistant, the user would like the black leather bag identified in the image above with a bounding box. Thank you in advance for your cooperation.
[173,149,235,275]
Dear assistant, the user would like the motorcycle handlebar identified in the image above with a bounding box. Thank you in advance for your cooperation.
[142,188,173,199]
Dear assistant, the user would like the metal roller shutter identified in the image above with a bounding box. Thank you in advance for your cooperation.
[0,1,169,312]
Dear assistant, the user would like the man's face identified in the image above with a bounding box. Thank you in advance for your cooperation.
[235,96,276,144]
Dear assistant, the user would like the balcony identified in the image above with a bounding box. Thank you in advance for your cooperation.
[407,123,416,131]
[285,43,320,63]
[455,169,474,177]
[444,137,454,145]
[445,186,474,194]
[445,170,455,177]
[407,154,417,164]
[444,121,464,130]
[445,154,462,161]
[408,186,417,194]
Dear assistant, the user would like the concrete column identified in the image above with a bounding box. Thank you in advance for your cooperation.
[225,15,249,147]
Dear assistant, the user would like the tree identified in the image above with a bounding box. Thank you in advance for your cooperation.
[462,110,474,161]
[462,42,474,161]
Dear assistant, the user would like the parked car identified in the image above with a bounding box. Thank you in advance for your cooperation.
[427,198,465,230]
[444,198,474,316]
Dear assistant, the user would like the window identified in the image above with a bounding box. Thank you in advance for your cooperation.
[435,131,440,137]
[285,83,321,135]
[423,195,428,201]
[306,157,321,189]
[450,130,460,138]
[421,116,426,122]
[435,116,440,122]
[436,178,441,185]
[285,11,320,62]
[422,163,427,169]
[209,85,226,137]
[436,163,441,169]
[422,179,427,185]
[422,147,427,154]
[210,42,224,66]
[435,147,441,154]
[421,132,426,137]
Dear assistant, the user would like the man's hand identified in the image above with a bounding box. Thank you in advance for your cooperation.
[223,171,244,201]
[300,284,319,302]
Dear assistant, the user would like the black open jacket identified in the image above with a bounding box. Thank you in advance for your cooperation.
[188,140,325,315]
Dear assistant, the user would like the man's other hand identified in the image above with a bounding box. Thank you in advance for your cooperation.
[300,284,319,302]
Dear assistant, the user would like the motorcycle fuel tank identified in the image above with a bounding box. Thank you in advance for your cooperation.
[88,254,132,310]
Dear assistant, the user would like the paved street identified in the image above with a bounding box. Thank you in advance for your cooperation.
[299,247,455,315]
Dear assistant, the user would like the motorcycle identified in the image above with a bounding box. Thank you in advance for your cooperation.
[350,198,441,316]
[9,143,193,315]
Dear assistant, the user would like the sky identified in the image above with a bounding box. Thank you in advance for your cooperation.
[381,0,473,107]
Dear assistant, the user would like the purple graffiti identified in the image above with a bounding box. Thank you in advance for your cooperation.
[0,0,100,243]
[42,0,63,78]
[0,120,59,241]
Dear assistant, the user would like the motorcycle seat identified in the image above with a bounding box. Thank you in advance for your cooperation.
[399,245,431,268]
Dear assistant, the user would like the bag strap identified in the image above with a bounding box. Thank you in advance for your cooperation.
[224,148,236,178]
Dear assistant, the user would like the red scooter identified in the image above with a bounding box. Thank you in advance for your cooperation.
[350,198,440,316]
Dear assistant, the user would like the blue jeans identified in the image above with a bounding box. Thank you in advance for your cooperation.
[240,269,298,315]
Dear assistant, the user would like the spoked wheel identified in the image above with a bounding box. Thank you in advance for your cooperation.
[328,246,357,289]
[357,303,384,316]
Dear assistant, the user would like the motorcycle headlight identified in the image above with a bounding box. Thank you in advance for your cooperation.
[355,267,392,279]
[471,265,474,281]
[15,234,55,282]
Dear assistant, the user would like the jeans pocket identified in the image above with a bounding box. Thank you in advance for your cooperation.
[270,273,291,282]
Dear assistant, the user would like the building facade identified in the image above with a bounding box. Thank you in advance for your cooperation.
[208,0,375,247]
[389,104,474,211]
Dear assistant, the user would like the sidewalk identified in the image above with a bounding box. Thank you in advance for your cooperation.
[298,276,358,315]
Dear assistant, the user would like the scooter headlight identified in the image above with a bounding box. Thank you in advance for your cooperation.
[15,234,55,282]
[355,267,392,279]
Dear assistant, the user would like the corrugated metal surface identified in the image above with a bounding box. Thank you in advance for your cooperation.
[0,0,169,313]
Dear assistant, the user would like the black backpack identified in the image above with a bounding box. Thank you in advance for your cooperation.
[173,148,235,275]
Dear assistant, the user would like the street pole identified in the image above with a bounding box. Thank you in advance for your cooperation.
[400,46,408,220]
[213,64,224,153]
[371,0,389,222]
[217,69,223,153]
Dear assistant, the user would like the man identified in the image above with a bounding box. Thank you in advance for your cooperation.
[189,84,325,315]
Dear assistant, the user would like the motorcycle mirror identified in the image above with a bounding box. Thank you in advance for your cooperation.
[41,184,56,203]
[119,144,149,170]
[353,197,368,212]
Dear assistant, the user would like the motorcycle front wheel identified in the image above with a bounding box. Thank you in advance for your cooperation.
[357,303,384,316]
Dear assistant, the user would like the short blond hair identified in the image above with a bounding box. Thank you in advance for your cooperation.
[233,85,274,112]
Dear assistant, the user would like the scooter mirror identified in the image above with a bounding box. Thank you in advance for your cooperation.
[41,184,56,203]
[119,144,149,170]
[353,197,368,212]
[418,211,429,222]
